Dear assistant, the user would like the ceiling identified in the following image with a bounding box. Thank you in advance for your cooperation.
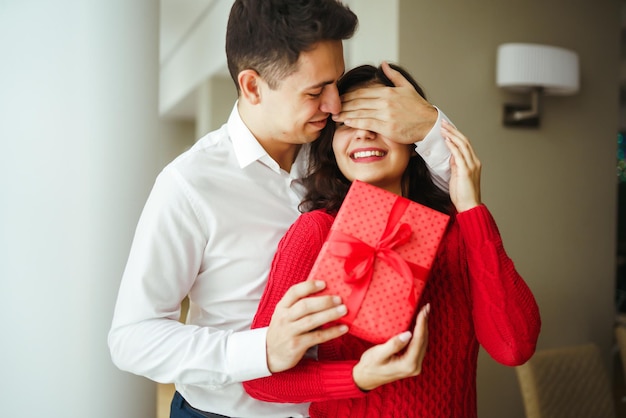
[160,0,214,66]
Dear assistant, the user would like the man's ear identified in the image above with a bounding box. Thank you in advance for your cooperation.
[238,69,263,105]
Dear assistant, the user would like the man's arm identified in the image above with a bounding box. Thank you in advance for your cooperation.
[108,168,274,385]
[109,168,350,387]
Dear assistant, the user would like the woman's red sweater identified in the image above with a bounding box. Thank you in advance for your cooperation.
[243,205,541,418]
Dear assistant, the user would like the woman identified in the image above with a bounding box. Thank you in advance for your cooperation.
[243,64,541,418]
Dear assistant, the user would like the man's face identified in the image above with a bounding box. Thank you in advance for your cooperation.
[256,40,345,146]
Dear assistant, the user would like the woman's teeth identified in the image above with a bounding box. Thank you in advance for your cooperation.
[351,150,386,159]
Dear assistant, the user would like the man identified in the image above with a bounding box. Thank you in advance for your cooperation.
[108,1,451,417]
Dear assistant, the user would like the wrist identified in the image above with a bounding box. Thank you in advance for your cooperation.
[455,201,481,213]
[415,104,439,142]
[352,364,375,392]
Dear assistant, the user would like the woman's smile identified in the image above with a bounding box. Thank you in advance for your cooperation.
[350,148,387,160]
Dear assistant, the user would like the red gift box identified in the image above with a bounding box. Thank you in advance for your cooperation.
[308,180,450,343]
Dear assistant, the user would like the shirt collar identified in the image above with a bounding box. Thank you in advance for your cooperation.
[227,102,309,177]
[290,145,308,180]
[227,103,269,169]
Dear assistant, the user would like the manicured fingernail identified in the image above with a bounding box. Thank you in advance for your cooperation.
[339,325,349,333]
[398,331,412,342]
[332,296,342,304]
[314,280,325,288]
[336,305,347,315]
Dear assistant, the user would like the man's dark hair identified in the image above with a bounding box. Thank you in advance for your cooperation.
[226,0,358,92]
[301,63,452,215]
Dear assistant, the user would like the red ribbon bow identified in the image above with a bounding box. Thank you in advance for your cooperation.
[327,197,429,324]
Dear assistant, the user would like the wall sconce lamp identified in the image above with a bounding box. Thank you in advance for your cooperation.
[496,43,579,127]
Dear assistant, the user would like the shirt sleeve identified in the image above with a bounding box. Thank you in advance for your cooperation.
[244,212,367,402]
[414,106,452,192]
[108,167,270,386]
[456,205,541,366]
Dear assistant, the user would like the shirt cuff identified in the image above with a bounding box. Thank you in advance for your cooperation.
[414,106,452,191]
[226,327,272,382]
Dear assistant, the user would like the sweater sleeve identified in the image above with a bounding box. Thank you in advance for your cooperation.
[243,211,367,403]
[456,205,541,366]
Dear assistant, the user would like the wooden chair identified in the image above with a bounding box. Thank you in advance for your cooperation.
[615,324,626,379]
[515,343,616,418]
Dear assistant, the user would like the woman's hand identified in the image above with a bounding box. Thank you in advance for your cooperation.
[352,303,430,391]
[442,120,482,212]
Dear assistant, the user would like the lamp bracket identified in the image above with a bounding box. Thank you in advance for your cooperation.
[503,87,543,128]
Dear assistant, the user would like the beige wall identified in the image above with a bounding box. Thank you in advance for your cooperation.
[398,1,621,417]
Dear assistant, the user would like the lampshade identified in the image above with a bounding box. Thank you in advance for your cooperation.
[496,43,579,95]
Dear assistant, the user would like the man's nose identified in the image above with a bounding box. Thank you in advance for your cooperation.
[320,84,341,115]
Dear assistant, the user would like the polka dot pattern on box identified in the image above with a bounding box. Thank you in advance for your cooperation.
[307,180,449,343]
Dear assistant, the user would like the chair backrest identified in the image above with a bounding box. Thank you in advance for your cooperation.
[515,343,616,418]
[615,325,626,378]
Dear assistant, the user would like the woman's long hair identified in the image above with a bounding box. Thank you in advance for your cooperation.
[300,63,452,215]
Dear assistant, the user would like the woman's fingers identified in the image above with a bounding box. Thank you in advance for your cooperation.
[352,304,430,391]
[442,121,482,211]
[442,120,480,172]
